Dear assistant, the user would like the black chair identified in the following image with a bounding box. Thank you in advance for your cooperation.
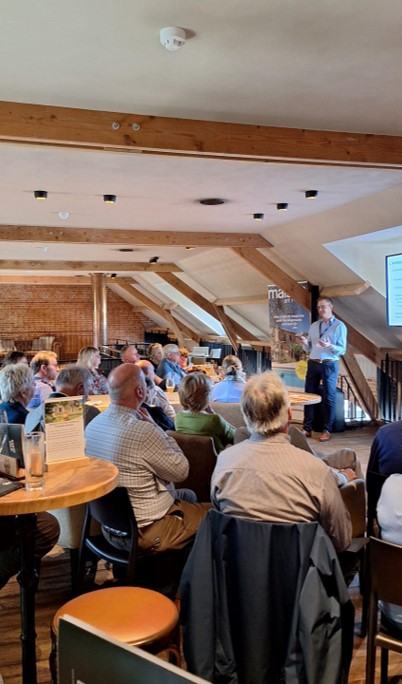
[76,487,138,594]
[366,536,402,684]
[76,486,190,598]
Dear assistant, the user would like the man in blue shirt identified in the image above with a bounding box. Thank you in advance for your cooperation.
[156,344,186,390]
[299,297,347,442]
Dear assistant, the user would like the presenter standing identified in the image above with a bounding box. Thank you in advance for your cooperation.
[298,297,347,442]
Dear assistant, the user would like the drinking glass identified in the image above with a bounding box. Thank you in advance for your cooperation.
[24,432,45,491]
[165,376,175,393]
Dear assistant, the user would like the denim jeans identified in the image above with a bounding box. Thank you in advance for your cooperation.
[303,360,339,433]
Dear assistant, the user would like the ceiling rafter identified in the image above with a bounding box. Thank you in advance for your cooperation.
[0,226,271,249]
[0,260,181,272]
[2,101,402,168]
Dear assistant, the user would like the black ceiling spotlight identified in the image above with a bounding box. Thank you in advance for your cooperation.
[149,256,160,264]
[253,213,264,221]
[305,190,318,200]
[276,203,288,212]
[117,248,134,252]
[110,273,117,279]
[103,194,117,204]
[198,198,226,205]
[34,190,48,200]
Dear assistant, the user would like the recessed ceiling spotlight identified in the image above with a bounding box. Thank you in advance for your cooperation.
[58,211,70,220]
[185,246,195,250]
[103,194,117,204]
[198,198,226,205]
[305,190,318,200]
[117,248,134,253]
[276,203,288,212]
[253,213,264,221]
[34,190,48,200]
[149,256,160,264]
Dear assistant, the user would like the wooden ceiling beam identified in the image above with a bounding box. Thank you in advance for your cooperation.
[0,260,181,272]
[339,317,383,365]
[320,281,371,298]
[0,225,270,249]
[214,294,268,305]
[0,275,91,285]
[2,101,402,168]
[231,247,311,310]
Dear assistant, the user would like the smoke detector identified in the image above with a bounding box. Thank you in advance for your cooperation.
[160,26,187,51]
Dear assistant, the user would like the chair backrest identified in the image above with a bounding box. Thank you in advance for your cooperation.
[210,401,244,427]
[368,536,402,605]
[234,426,250,444]
[366,470,388,536]
[340,479,366,538]
[166,431,218,502]
[288,425,317,456]
[87,486,137,538]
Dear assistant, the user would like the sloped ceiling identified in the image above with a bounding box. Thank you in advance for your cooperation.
[2,0,402,353]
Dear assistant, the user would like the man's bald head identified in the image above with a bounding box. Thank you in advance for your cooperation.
[108,363,146,408]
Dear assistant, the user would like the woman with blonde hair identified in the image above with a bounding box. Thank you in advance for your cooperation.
[77,346,108,395]
[210,355,246,403]
[175,372,235,453]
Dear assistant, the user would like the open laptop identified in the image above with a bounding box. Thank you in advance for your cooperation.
[58,616,209,684]
[191,346,210,357]
[209,348,222,360]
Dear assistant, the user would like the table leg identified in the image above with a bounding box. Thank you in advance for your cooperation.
[16,513,38,684]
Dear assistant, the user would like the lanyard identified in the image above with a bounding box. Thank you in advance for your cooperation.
[319,318,334,339]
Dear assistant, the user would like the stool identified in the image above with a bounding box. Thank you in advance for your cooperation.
[50,586,180,682]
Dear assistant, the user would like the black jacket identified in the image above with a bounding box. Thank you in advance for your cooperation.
[180,510,354,684]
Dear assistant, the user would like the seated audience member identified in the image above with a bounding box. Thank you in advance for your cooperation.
[377,474,402,628]
[120,344,140,364]
[0,363,35,423]
[135,360,176,421]
[77,346,108,395]
[0,364,60,590]
[25,364,100,432]
[210,355,246,403]
[147,342,163,371]
[0,513,60,591]
[142,375,175,431]
[211,371,352,553]
[1,351,28,368]
[28,351,59,408]
[179,347,189,369]
[156,344,187,389]
[367,420,402,476]
[85,364,209,553]
[175,372,235,453]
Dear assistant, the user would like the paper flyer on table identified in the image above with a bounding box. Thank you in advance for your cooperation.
[44,396,85,463]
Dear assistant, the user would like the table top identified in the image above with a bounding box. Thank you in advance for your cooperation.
[0,457,118,515]
[288,392,321,406]
[87,394,110,412]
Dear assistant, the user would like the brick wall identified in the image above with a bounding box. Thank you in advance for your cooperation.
[0,285,156,359]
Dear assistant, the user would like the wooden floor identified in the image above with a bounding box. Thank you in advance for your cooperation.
[1,425,402,683]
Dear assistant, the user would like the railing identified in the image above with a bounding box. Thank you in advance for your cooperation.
[338,374,370,426]
[378,354,402,423]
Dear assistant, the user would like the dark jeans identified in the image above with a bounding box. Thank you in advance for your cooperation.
[303,360,339,433]
[0,512,60,590]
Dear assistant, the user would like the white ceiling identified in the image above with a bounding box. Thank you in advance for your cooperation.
[2,0,402,348]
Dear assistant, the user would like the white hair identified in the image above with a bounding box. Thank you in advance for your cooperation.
[240,371,290,435]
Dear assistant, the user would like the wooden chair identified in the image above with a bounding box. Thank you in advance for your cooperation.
[50,586,180,682]
[166,431,218,502]
[366,537,402,684]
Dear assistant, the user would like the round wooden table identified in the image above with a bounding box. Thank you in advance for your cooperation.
[0,457,119,684]
[288,392,321,406]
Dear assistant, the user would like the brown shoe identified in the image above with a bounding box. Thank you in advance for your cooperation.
[302,430,312,438]
[319,431,331,442]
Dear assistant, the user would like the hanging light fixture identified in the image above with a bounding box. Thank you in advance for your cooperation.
[305,190,318,200]
[34,190,48,200]
[103,194,117,204]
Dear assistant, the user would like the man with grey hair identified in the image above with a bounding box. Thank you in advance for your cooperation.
[156,343,186,389]
[211,371,352,553]
[120,344,140,364]
[0,363,35,423]
[25,365,99,432]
